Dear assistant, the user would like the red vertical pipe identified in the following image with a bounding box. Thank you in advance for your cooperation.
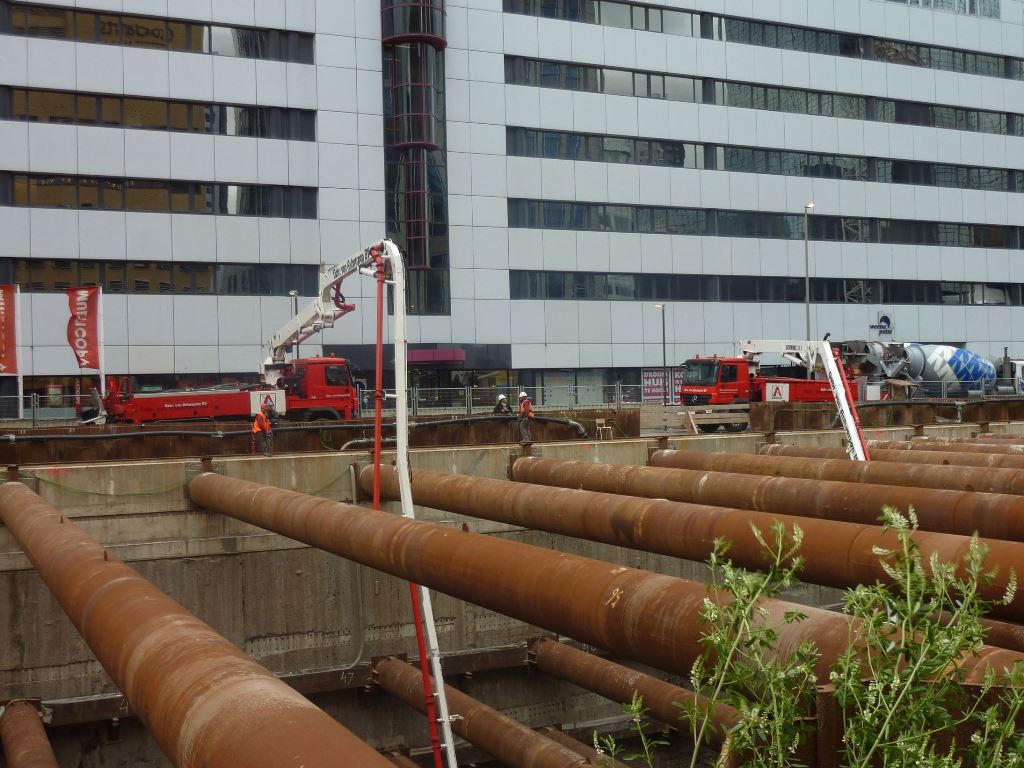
[0,700,58,768]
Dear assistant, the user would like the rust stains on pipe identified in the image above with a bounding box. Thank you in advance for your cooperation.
[356,465,1024,622]
[0,701,58,768]
[374,656,589,768]
[186,472,1022,684]
[509,456,1024,543]
[759,443,1024,470]
[0,482,393,768]
[530,639,739,744]
[872,439,1024,455]
[650,448,1024,495]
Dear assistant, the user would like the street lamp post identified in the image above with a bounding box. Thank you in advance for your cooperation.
[803,202,815,341]
[654,303,667,406]
[288,290,299,358]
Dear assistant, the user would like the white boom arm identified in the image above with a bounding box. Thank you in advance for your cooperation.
[738,339,869,461]
[261,240,404,381]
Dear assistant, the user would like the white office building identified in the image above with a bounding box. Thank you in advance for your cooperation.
[2,0,1024,402]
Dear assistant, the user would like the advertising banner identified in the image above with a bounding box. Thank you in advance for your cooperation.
[0,284,18,375]
[642,368,685,403]
[65,286,101,370]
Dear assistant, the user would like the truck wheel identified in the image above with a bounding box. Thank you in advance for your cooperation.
[724,423,748,433]
[697,424,720,434]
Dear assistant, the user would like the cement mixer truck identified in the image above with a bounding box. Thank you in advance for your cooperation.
[840,341,996,396]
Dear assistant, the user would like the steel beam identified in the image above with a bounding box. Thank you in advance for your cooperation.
[0,701,58,768]
[374,656,589,768]
[759,444,1024,470]
[356,465,1024,622]
[529,639,738,744]
[650,449,1024,495]
[0,482,393,768]
[186,472,1022,684]
[872,439,1024,455]
[509,456,1024,543]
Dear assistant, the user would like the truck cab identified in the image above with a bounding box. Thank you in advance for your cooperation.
[279,357,360,420]
[679,356,752,406]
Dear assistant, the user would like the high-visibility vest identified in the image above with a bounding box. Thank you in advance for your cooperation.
[519,398,534,418]
[252,412,270,434]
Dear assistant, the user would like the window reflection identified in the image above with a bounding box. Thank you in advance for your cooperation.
[2,258,318,296]
[0,86,315,140]
[0,172,317,219]
[3,1,314,63]
[507,199,1021,250]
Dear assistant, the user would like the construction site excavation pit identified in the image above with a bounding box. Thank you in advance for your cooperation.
[3,420,1024,767]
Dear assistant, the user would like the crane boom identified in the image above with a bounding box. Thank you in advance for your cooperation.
[738,339,869,461]
[261,240,401,381]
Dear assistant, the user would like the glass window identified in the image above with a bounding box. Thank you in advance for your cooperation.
[100,97,121,126]
[26,90,74,123]
[600,1,631,28]
[102,180,124,210]
[662,9,694,36]
[74,12,96,41]
[122,16,166,48]
[77,95,98,123]
[79,178,99,209]
[169,102,189,131]
[603,68,633,96]
[665,75,695,102]
[29,176,76,207]
[125,180,170,211]
[124,98,167,129]
[98,14,121,43]
[166,20,188,51]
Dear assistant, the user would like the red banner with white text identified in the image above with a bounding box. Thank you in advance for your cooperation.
[65,286,101,370]
[0,285,18,375]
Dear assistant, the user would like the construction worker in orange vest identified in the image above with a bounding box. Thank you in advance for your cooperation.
[252,402,273,455]
[517,391,534,444]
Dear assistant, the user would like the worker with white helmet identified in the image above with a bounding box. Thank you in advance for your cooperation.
[517,391,534,444]
[493,393,512,415]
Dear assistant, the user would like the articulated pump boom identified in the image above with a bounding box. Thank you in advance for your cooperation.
[262,240,401,386]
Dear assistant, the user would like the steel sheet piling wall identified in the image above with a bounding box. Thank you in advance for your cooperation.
[760,444,1024,470]
[650,449,1024,495]
[186,472,1022,683]
[374,657,590,768]
[357,466,1024,622]
[0,701,58,768]
[0,482,394,768]
[510,457,1024,543]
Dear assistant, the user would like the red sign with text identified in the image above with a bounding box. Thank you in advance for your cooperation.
[65,286,100,370]
[0,285,17,375]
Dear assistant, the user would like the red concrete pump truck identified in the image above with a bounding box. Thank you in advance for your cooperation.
[98,240,402,424]
[680,339,861,434]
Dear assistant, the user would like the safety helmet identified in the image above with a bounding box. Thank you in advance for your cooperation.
[518,391,528,399]
[497,394,507,401]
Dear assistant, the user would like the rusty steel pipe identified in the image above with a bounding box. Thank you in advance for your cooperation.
[537,727,628,767]
[965,433,1024,441]
[0,701,58,768]
[358,465,1024,622]
[760,443,1024,470]
[374,656,589,768]
[530,639,739,744]
[510,456,1024,543]
[187,473,1022,684]
[383,752,421,768]
[0,482,393,768]
[872,439,1024,455]
[650,449,1024,495]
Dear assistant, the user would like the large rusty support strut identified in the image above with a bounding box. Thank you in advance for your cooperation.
[186,472,1021,684]
[374,656,590,768]
[509,456,1024,543]
[529,639,739,744]
[760,444,1024,470]
[649,449,1024,496]
[0,701,58,768]
[872,439,1024,455]
[0,482,394,768]
[356,465,1024,622]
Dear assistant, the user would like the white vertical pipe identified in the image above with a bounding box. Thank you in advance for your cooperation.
[14,286,22,420]
[385,240,459,768]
